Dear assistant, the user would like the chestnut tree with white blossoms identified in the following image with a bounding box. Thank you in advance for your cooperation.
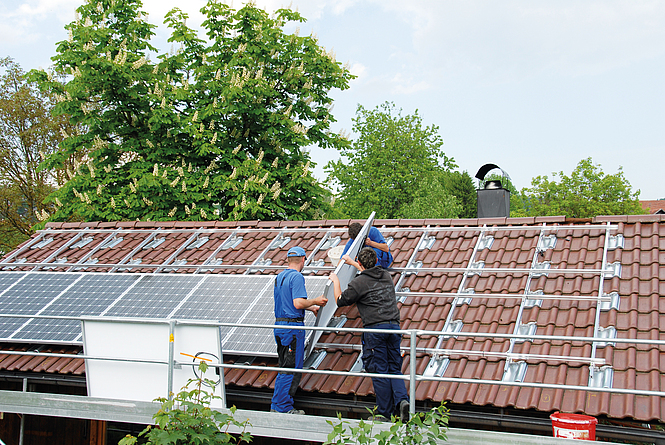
[31,0,353,223]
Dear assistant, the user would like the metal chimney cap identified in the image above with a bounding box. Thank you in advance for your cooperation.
[484,180,502,190]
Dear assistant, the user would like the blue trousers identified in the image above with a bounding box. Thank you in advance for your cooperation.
[271,326,305,412]
[362,323,408,418]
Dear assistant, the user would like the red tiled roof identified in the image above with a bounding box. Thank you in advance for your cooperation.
[1,215,665,423]
[640,200,665,214]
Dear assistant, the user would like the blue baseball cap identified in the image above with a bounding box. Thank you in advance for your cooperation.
[287,246,307,258]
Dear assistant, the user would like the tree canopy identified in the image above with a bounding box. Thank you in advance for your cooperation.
[30,0,354,224]
[519,157,645,218]
[325,102,457,219]
[0,58,78,253]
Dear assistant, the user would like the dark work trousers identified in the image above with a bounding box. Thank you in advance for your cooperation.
[271,324,305,412]
[362,323,408,418]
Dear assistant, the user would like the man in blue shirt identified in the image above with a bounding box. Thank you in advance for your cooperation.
[341,222,393,268]
[271,246,328,414]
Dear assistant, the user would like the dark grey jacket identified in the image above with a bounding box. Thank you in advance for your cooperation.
[337,266,400,327]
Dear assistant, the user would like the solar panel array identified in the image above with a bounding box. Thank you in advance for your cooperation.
[0,271,329,356]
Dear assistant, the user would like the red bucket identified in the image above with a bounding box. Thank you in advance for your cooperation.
[550,412,598,441]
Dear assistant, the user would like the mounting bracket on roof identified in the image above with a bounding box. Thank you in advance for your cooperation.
[531,261,551,277]
[458,288,474,305]
[320,236,341,250]
[477,235,494,251]
[536,234,557,253]
[424,356,450,378]
[248,258,271,274]
[306,258,326,274]
[186,235,209,250]
[524,290,544,308]
[588,365,614,388]
[31,237,54,249]
[607,234,624,250]
[604,262,622,279]
[516,322,537,342]
[600,292,620,311]
[268,234,291,250]
[418,235,436,251]
[595,326,617,347]
[220,233,243,250]
[467,261,485,276]
[502,361,527,383]
[143,237,166,249]
[304,350,327,369]
[99,236,123,249]
[71,236,95,249]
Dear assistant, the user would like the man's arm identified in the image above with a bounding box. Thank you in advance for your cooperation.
[329,273,342,304]
[341,254,361,271]
[294,295,328,314]
[366,227,389,253]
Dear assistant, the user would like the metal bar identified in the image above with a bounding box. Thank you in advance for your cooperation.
[0,232,47,265]
[34,223,619,235]
[155,230,200,273]
[409,330,416,415]
[3,262,618,274]
[31,231,84,271]
[589,222,612,379]
[19,377,27,445]
[167,320,175,399]
[437,225,489,350]
[394,291,610,301]
[504,224,548,372]
[65,230,120,272]
[109,229,161,273]
[2,315,665,346]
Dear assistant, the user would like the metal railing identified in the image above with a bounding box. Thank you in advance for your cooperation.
[2,313,665,417]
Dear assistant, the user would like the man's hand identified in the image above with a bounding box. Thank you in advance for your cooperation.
[341,254,353,264]
[313,295,328,307]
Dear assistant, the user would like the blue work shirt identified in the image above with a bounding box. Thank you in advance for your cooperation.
[273,268,308,320]
[342,226,393,268]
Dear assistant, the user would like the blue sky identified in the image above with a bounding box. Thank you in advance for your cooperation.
[3,0,664,199]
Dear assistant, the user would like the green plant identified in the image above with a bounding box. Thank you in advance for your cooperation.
[119,361,252,445]
[325,403,449,445]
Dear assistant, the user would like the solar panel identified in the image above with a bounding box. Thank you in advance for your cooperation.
[104,275,202,318]
[0,271,333,357]
[170,275,272,323]
[15,274,141,342]
[224,276,329,356]
[0,272,82,340]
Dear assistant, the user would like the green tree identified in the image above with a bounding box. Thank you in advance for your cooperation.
[442,170,476,218]
[326,102,455,219]
[520,157,645,218]
[400,173,461,219]
[31,0,353,224]
[0,58,78,253]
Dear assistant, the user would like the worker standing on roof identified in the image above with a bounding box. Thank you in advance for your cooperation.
[329,247,409,423]
[341,222,393,268]
[271,246,328,414]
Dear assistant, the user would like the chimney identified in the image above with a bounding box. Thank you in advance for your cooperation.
[475,163,510,218]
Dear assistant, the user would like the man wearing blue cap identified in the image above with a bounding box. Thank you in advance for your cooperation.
[271,246,328,414]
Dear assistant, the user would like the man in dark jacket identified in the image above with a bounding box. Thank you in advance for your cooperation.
[329,247,409,422]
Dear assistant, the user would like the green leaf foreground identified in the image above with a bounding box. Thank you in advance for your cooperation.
[118,360,449,445]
